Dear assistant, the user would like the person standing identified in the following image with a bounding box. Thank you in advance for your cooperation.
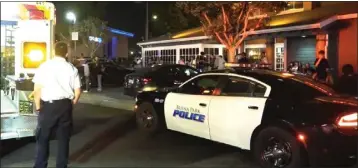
[238,52,249,63]
[218,55,226,70]
[214,55,226,70]
[190,57,197,69]
[178,57,185,65]
[32,43,81,168]
[83,60,90,92]
[94,56,104,92]
[260,52,268,64]
[303,63,315,76]
[313,50,330,82]
[335,64,357,96]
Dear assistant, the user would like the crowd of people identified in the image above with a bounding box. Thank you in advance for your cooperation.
[123,50,357,96]
[75,53,106,93]
[142,51,269,72]
[287,50,357,95]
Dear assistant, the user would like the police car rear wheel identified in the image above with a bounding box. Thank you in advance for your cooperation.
[253,127,305,168]
[136,102,160,133]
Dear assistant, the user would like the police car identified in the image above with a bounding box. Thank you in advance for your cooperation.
[134,63,357,168]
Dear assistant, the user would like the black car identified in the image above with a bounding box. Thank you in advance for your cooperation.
[77,62,134,88]
[124,64,199,97]
[133,67,357,168]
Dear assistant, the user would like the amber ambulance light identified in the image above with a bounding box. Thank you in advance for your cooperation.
[23,42,47,68]
[337,113,357,127]
[28,50,44,61]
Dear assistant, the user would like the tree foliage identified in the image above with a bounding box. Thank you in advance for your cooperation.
[150,2,200,36]
[176,2,287,62]
[73,17,108,58]
[54,1,108,51]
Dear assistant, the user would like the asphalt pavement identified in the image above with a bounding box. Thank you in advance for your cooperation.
[1,87,259,168]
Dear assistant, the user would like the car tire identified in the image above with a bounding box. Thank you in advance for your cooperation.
[136,102,162,134]
[253,127,306,168]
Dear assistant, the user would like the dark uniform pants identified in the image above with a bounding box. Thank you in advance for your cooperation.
[34,99,73,168]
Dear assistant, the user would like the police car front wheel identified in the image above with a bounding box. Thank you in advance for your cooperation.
[253,127,307,168]
[136,102,161,133]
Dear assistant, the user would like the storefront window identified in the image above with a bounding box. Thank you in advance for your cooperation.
[144,50,159,66]
[160,49,176,65]
[275,45,285,71]
[287,1,304,9]
[204,48,219,56]
[180,48,199,64]
[246,48,265,62]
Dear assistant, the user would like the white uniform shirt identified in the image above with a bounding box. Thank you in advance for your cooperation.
[32,56,81,101]
[217,57,226,70]
[83,63,90,77]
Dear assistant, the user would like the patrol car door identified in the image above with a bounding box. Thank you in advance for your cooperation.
[164,74,223,139]
[208,75,270,150]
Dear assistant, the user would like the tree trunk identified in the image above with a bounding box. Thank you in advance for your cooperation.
[227,47,236,63]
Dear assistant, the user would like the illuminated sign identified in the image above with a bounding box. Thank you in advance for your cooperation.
[107,27,134,37]
[89,36,102,43]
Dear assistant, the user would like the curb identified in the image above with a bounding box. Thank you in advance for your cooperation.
[79,95,135,111]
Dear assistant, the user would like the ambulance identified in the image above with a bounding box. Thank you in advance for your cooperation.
[1,2,56,140]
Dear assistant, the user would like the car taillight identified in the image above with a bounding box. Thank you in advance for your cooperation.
[337,112,357,128]
[142,78,151,85]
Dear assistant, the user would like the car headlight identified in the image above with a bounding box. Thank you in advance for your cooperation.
[142,86,157,92]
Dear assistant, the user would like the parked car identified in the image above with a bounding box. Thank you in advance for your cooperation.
[134,67,357,168]
[77,62,134,88]
[123,64,199,97]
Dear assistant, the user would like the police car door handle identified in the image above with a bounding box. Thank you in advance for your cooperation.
[248,106,258,110]
[199,103,207,107]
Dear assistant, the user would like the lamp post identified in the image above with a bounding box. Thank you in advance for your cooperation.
[66,12,76,24]
[66,12,77,61]
[145,2,149,41]
[145,3,159,41]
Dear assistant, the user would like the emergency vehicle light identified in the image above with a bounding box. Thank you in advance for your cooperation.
[23,42,47,68]
[28,50,44,61]
[337,113,357,128]
[225,63,272,69]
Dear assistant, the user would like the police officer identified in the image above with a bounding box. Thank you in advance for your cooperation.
[32,43,81,168]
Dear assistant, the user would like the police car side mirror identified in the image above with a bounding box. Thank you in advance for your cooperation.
[172,86,181,93]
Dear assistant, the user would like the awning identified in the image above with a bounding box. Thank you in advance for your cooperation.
[1,20,18,26]
[137,13,357,46]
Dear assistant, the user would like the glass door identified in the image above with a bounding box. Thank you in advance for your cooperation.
[274,43,284,71]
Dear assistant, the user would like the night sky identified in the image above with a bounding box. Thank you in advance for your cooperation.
[54,1,149,50]
[104,2,146,50]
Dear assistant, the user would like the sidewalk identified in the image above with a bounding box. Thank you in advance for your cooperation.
[0,104,135,168]
[79,87,135,111]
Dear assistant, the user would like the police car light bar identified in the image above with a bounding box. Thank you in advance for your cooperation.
[225,63,272,69]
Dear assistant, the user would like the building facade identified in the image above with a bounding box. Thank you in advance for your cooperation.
[74,27,134,59]
[137,2,358,78]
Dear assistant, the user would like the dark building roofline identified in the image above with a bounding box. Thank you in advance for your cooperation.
[138,2,358,46]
